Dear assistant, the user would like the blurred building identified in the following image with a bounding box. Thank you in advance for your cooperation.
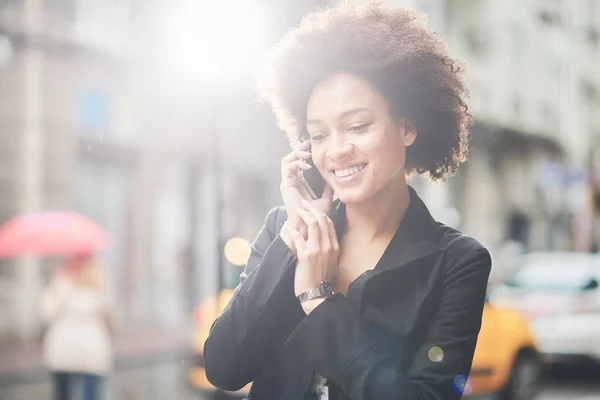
[0,0,159,341]
[0,0,325,343]
[398,0,600,265]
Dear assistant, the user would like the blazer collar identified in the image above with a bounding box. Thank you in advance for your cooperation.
[330,185,442,273]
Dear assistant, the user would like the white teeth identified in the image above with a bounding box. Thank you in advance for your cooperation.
[335,164,366,177]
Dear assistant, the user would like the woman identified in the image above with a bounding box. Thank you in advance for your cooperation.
[204,2,491,399]
[40,254,114,400]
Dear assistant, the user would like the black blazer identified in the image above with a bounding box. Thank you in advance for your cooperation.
[204,186,492,400]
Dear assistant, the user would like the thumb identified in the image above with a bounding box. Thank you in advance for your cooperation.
[322,184,334,206]
[288,226,307,254]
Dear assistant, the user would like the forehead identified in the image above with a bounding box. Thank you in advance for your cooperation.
[306,72,389,120]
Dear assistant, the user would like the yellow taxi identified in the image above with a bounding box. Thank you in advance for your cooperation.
[189,291,541,400]
[469,301,542,399]
[188,289,252,397]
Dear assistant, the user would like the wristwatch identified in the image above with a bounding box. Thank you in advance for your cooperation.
[297,281,335,303]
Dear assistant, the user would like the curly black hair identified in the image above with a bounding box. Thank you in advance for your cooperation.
[258,0,471,181]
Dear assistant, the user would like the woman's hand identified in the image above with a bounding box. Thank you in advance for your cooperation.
[287,199,340,315]
[279,140,334,255]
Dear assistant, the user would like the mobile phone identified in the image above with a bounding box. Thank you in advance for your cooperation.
[298,156,326,199]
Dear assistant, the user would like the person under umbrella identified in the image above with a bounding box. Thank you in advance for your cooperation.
[39,253,115,400]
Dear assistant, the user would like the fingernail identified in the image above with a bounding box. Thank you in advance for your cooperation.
[300,199,309,206]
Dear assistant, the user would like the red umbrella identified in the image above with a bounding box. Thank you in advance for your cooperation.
[0,211,111,258]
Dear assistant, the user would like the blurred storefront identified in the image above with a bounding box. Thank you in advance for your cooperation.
[435,0,600,265]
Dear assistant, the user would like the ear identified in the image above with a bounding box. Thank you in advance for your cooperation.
[398,118,417,147]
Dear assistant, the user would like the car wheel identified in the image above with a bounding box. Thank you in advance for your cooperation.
[499,352,541,400]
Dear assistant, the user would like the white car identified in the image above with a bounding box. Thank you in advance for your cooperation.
[490,252,600,364]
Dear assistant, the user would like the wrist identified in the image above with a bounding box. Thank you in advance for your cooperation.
[279,224,297,255]
[301,298,325,315]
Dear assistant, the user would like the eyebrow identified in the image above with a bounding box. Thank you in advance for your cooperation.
[306,107,373,125]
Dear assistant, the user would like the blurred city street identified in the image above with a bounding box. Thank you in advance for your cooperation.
[2,359,600,400]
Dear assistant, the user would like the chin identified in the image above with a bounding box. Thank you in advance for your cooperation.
[334,187,372,204]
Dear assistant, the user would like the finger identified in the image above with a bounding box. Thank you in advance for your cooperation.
[281,143,309,172]
[294,149,312,160]
[326,217,339,252]
[300,200,337,250]
[298,221,309,240]
[296,160,313,171]
[283,159,312,177]
[300,200,330,248]
[288,226,307,254]
[281,151,299,166]
[322,184,334,202]
[319,184,334,213]
[281,222,297,253]
[281,160,313,189]
[295,139,311,151]
[300,199,326,217]
[297,207,321,250]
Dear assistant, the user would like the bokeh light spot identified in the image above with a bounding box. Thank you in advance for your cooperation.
[224,237,251,266]
[428,346,444,362]
[452,374,473,396]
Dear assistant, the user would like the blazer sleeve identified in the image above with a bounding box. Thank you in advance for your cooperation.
[284,246,492,400]
[204,207,302,391]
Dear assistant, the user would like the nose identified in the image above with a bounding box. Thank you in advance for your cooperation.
[327,133,353,160]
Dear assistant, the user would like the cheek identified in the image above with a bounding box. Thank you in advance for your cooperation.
[366,131,402,164]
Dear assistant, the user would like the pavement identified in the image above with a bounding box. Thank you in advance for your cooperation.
[0,324,193,386]
[2,357,599,400]
[2,330,599,399]
[1,357,600,400]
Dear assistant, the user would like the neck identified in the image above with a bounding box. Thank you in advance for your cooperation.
[345,174,411,240]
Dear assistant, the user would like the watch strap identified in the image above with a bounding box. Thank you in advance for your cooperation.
[297,281,335,303]
[297,287,324,303]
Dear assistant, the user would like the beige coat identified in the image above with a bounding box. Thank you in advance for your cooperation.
[39,264,114,375]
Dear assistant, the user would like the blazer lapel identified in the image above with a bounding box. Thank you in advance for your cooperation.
[332,186,443,302]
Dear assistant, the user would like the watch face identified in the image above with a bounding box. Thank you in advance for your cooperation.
[320,281,335,297]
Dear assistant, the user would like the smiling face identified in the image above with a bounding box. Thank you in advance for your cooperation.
[306,72,416,204]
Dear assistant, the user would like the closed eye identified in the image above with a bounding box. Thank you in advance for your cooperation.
[309,133,327,141]
[349,123,371,132]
